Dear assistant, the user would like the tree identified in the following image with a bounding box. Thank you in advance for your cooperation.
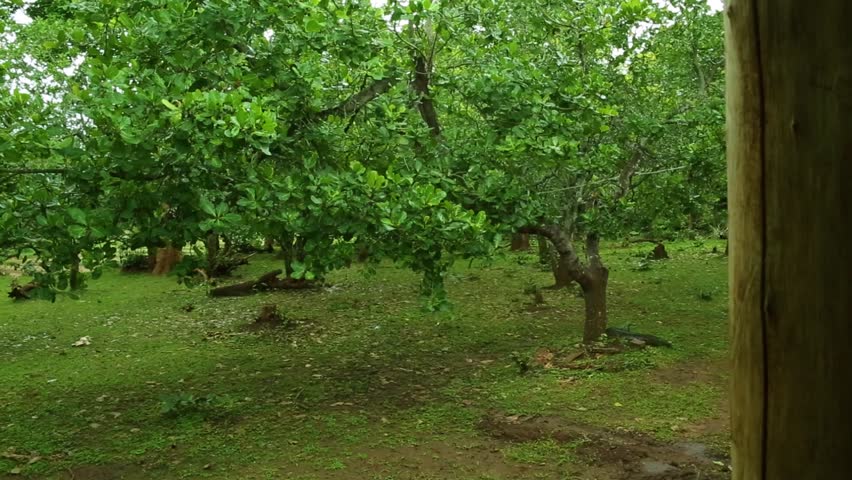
[727,0,852,477]
[3,0,725,343]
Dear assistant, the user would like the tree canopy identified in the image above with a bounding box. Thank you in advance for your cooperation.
[1,0,724,335]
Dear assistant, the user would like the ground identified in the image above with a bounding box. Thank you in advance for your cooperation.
[0,241,730,479]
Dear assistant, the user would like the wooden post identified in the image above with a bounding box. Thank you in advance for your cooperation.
[726,1,852,478]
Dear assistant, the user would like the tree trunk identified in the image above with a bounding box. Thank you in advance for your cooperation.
[519,226,609,342]
[152,244,182,275]
[205,233,220,273]
[537,236,570,288]
[263,237,275,253]
[552,254,574,289]
[727,2,852,478]
[146,245,158,272]
[580,234,608,343]
[537,236,551,265]
[510,233,530,251]
[69,256,82,290]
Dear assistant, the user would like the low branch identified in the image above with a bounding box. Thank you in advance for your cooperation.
[319,77,397,119]
[411,53,441,137]
[538,165,689,195]
[519,225,590,286]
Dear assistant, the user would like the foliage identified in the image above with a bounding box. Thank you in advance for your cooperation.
[1,0,725,299]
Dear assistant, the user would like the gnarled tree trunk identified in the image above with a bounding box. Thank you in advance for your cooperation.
[520,226,609,343]
[510,233,531,251]
[152,244,182,275]
[552,254,575,289]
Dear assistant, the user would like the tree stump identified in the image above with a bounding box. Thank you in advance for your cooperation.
[256,304,283,324]
[152,245,182,275]
[649,243,669,260]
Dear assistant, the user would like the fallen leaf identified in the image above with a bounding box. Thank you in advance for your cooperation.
[614,402,623,407]
[72,336,92,347]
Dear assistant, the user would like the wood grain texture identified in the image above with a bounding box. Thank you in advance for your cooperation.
[728,1,852,478]
[726,1,766,478]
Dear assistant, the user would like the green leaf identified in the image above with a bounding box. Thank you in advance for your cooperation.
[68,224,86,238]
[68,207,87,225]
[304,17,325,33]
[199,197,216,216]
[71,28,86,43]
[223,213,242,224]
[161,99,179,111]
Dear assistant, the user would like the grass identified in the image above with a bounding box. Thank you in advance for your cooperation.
[0,240,729,479]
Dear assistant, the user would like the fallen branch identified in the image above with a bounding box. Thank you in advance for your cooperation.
[8,282,38,300]
[605,327,672,347]
[208,270,316,297]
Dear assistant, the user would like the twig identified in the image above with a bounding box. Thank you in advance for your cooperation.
[538,165,688,194]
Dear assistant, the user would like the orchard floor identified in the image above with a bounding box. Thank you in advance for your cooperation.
[0,241,731,480]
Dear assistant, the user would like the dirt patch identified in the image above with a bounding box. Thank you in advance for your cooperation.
[0,464,156,480]
[651,358,729,387]
[479,412,730,479]
[355,440,551,479]
[651,358,730,437]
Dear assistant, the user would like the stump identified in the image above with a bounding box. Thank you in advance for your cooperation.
[256,304,283,324]
[649,243,669,260]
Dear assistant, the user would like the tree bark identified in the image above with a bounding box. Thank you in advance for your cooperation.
[520,226,608,342]
[510,233,531,251]
[537,236,551,264]
[727,1,852,478]
[580,234,608,343]
[146,245,158,272]
[152,244,182,275]
[205,233,220,273]
[552,254,574,289]
[69,256,82,291]
[411,52,441,138]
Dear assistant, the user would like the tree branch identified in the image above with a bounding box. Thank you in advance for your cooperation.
[519,224,590,286]
[411,52,441,137]
[319,77,398,119]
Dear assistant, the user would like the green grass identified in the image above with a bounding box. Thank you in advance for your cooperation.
[0,240,729,479]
